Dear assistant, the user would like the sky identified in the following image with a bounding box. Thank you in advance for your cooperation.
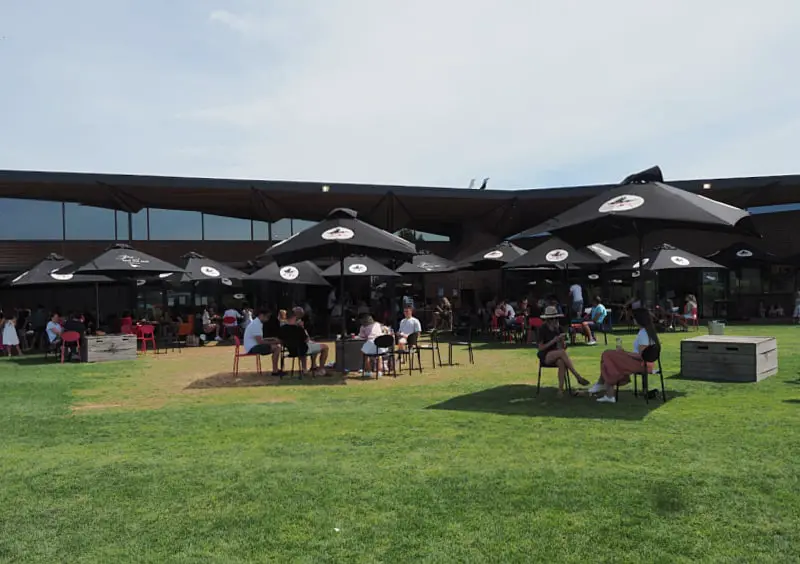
[1,0,800,191]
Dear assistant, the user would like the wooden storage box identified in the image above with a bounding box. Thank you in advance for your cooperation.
[86,334,138,363]
[680,336,777,382]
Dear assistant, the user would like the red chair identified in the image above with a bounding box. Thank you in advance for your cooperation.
[137,324,157,353]
[61,331,81,363]
[232,336,262,377]
[689,307,699,331]
[221,316,239,339]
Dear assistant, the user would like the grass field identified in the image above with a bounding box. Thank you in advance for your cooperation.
[1,326,799,562]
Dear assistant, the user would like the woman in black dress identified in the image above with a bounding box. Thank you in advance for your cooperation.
[538,305,589,394]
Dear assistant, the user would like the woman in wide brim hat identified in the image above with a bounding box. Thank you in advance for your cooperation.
[537,305,589,394]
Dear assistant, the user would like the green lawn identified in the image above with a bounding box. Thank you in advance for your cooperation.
[1,326,799,562]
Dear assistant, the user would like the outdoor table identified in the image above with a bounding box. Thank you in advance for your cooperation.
[334,339,365,373]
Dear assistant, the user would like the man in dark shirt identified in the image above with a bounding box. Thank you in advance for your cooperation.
[63,312,86,361]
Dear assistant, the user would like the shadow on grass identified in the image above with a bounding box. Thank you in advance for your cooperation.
[784,399,800,405]
[6,355,60,366]
[427,384,682,421]
[186,371,348,389]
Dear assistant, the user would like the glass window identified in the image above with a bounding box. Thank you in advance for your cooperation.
[203,213,252,240]
[271,219,292,241]
[739,267,762,294]
[253,221,271,241]
[148,209,202,240]
[0,198,63,240]
[115,211,129,241]
[394,229,449,242]
[291,219,317,236]
[64,203,115,240]
[131,209,148,240]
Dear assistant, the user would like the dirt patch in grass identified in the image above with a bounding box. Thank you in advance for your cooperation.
[187,371,348,389]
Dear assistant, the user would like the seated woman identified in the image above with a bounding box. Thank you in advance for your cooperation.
[589,308,659,403]
[358,314,389,377]
[538,306,589,395]
[676,294,697,328]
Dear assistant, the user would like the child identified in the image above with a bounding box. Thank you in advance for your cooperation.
[3,313,23,357]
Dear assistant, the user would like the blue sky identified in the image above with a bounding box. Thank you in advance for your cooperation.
[2,0,800,191]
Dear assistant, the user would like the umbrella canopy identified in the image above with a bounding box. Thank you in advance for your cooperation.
[179,251,247,284]
[262,208,416,265]
[75,243,184,277]
[456,241,527,271]
[321,256,400,278]
[6,253,113,286]
[706,243,776,267]
[512,166,758,247]
[249,261,330,286]
[396,252,455,274]
[614,244,726,272]
[503,237,626,269]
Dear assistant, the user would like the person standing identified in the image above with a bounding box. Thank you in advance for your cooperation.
[3,312,22,356]
[569,281,584,319]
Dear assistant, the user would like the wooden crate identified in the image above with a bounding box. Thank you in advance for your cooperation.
[86,334,138,363]
[680,336,777,382]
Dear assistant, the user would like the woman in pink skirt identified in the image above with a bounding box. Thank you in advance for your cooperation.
[589,308,659,403]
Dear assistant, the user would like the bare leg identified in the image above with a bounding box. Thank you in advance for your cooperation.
[556,359,567,393]
[319,345,329,366]
[582,323,593,340]
[552,350,589,385]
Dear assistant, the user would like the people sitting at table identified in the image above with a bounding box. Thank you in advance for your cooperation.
[283,311,328,376]
[278,309,288,325]
[201,307,221,342]
[242,308,284,376]
[396,306,422,349]
[676,294,698,328]
[63,311,86,361]
[573,295,605,345]
[46,312,62,349]
[768,303,784,318]
[358,314,388,377]
[2,311,22,357]
[538,306,590,395]
[589,308,659,404]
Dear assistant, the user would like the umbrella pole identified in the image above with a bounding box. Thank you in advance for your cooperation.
[95,283,100,329]
[339,247,347,373]
[637,232,646,304]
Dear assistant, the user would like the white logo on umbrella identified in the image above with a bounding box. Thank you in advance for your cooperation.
[418,261,441,271]
[632,271,641,278]
[483,250,504,259]
[49,269,74,281]
[11,271,29,284]
[598,194,645,213]
[233,293,245,300]
[588,274,600,280]
[200,265,220,278]
[632,258,650,269]
[736,249,753,258]
[118,254,150,268]
[159,273,173,279]
[348,263,368,274]
[321,227,355,241]
[136,279,146,286]
[545,249,569,263]
[671,256,691,266]
[280,266,300,280]
[221,278,233,286]
[588,244,612,257]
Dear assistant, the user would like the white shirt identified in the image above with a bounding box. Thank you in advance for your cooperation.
[243,317,263,353]
[223,309,241,326]
[398,316,422,336]
[570,284,583,303]
[202,311,211,326]
[504,304,515,318]
[633,328,655,353]
[241,310,253,328]
[46,320,61,342]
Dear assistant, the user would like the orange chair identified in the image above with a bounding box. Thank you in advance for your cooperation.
[137,324,157,353]
[232,336,262,377]
[61,331,82,363]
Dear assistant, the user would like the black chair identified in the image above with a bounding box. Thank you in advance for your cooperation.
[447,327,474,365]
[279,325,312,379]
[615,343,666,403]
[417,330,443,368]
[593,312,614,345]
[362,334,396,378]
[536,357,574,396]
[395,332,423,374]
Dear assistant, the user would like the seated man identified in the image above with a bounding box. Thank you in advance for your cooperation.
[63,311,86,361]
[243,308,284,376]
[582,296,607,345]
[282,311,329,376]
[396,306,422,349]
[45,312,63,349]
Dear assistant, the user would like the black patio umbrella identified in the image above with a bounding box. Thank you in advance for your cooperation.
[503,237,627,269]
[321,256,400,278]
[512,166,757,291]
[262,208,415,337]
[396,252,455,274]
[249,261,330,286]
[75,243,184,278]
[6,253,113,286]
[178,251,247,285]
[706,242,776,267]
[613,244,726,272]
[456,241,527,271]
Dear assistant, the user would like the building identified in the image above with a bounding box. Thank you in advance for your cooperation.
[1,169,799,318]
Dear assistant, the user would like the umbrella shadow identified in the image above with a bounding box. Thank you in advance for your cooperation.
[186,371,348,389]
[6,355,60,366]
[783,399,800,405]
[427,384,681,421]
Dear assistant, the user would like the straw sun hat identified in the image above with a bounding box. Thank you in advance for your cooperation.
[540,305,564,319]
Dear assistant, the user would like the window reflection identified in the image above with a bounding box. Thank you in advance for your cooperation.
[0,198,63,240]
[64,203,115,240]
[271,219,292,240]
[203,213,252,240]
[148,209,202,240]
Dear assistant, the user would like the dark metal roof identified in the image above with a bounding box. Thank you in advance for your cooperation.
[1,169,799,238]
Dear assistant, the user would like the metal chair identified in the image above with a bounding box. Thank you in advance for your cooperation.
[60,331,81,363]
[536,358,574,396]
[615,344,666,403]
[417,330,443,368]
[447,327,474,365]
[395,332,423,374]
[232,336,262,377]
[362,334,396,378]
